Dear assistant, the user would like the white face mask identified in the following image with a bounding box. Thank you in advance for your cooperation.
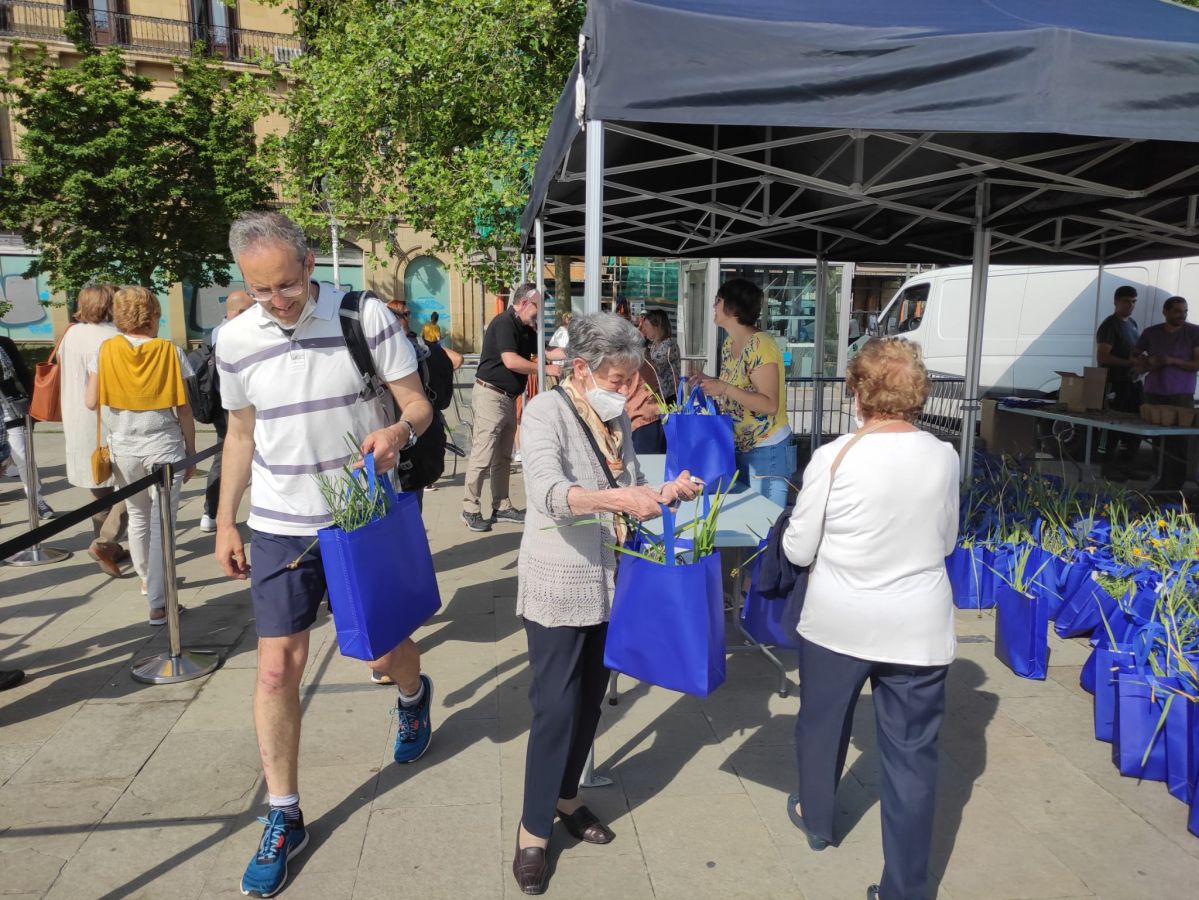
[851,397,864,430]
[586,369,627,422]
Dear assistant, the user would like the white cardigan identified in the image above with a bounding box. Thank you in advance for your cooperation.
[782,431,960,666]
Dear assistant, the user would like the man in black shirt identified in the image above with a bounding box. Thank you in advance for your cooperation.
[1096,285,1144,479]
[462,284,563,531]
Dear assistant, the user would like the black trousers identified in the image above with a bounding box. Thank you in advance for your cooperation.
[794,637,948,900]
[521,618,610,839]
[1102,380,1142,467]
[204,414,227,518]
[631,419,666,455]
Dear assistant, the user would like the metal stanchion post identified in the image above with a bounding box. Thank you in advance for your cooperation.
[5,413,69,567]
[132,462,220,684]
[579,746,613,789]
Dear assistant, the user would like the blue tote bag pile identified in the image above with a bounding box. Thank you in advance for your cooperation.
[663,384,736,491]
[993,581,1050,680]
[604,504,726,697]
[318,454,442,661]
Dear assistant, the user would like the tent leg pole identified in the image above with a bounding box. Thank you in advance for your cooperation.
[960,185,991,481]
[812,255,828,454]
[535,217,547,388]
[583,120,604,315]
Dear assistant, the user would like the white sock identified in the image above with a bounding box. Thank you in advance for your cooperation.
[399,682,425,708]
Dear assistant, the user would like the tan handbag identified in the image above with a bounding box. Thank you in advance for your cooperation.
[29,324,71,422]
[90,405,111,484]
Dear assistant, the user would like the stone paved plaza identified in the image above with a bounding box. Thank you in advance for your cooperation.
[2,426,1199,899]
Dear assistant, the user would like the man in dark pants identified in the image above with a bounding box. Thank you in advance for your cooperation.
[1134,295,1199,492]
[795,640,948,900]
[200,290,254,532]
[1095,285,1144,480]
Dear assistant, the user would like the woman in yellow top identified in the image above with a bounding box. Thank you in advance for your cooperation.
[697,278,792,505]
[421,310,443,344]
[86,286,196,625]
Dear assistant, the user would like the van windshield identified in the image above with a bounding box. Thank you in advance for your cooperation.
[884,283,931,335]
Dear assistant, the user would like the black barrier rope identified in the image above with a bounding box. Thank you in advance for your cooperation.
[0,441,223,560]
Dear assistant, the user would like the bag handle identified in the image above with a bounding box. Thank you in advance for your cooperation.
[46,323,72,364]
[661,503,676,566]
[554,385,619,489]
[357,452,399,513]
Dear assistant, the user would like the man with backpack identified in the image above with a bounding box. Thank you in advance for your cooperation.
[213,212,435,898]
[190,290,254,532]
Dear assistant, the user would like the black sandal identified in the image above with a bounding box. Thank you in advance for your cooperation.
[556,805,615,844]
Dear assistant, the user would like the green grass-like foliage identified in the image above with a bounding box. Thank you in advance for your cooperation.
[313,434,389,533]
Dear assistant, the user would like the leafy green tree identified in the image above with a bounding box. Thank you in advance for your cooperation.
[0,15,274,295]
[273,0,585,291]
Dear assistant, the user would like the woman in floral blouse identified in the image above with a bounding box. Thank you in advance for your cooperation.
[696,279,792,505]
[641,308,680,402]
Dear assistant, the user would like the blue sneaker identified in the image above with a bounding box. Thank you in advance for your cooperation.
[240,808,309,897]
[393,674,434,764]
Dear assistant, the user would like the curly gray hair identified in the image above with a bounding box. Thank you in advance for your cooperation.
[567,313,645,373]
[228,211,308,264]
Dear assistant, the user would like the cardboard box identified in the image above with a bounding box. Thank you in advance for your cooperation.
[1056,367,1107,412]
[981,399,1038,456]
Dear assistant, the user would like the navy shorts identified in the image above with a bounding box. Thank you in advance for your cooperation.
[248,490,424,639]
[249,530,328,638]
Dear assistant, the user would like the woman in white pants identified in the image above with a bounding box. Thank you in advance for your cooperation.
[86,286,195,624]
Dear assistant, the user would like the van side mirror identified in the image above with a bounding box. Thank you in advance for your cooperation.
[866,313,879,336]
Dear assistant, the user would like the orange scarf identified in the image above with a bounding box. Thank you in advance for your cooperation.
[97,337,186,411]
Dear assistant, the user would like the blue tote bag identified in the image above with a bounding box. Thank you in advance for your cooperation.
[1092,641,1136,742]
[993,582,1049,680]
[740,538,804,650]
[604,505,726,697]
[947,544,986,609]
[318,454,442,661]
[1054,571,1120,639]
[663,384,736,491]
[1112,673,1180,782]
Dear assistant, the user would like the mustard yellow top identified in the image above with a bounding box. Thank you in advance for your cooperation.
[718,331,788,451]
[97,336,187,411]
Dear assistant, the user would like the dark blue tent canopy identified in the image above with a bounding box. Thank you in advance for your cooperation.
[522,0,1199,264]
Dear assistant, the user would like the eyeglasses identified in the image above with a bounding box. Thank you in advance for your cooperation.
[247,282,308,303]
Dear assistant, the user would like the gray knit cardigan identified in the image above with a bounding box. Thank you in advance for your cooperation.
[517,388,647,628]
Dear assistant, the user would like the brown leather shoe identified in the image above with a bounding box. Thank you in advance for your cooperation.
[88,541,123,578]
[557,805,615,844]
[512,840,548,895]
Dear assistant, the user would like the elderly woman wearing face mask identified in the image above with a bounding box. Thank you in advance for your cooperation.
[511,312,700,895]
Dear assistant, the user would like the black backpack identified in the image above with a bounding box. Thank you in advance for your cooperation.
[423,341,455,412]
[337,291,458,492]
[184,341,222,425]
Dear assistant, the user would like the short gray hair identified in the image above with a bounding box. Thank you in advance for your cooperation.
[229,211,308,264]
[509,282,539,307]
[568,313,645,372]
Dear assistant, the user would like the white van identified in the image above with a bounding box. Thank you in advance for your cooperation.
[853,257,1199,397]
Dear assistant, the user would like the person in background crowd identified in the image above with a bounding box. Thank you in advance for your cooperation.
[783,338,959,900]
[697,279,794,505]
[1134,295,1199,492]
[513,313,699,895]
[0,332,55,519]
[613,295,631,320]
[213,212,434,898]
[462,284,565,532]
[641,308,680,402]
[0,421,27,692]
[86,286,196,622]
[421,310,443,344]
[200,290,255,533]
[60,283,129,575]
[627,357,666,454]
[1096,285,1144,481]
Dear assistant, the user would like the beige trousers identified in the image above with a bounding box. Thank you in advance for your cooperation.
[463,383,518,516]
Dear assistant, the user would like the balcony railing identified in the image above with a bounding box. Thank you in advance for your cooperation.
[0,1,302,66]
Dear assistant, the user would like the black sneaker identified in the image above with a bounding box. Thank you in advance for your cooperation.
[491,507,525,526]
[461,511,492,532]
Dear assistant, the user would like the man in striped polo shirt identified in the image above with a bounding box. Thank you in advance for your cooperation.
[214,212,435,898]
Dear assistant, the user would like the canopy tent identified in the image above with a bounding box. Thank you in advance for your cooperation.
[519,0,1199,475]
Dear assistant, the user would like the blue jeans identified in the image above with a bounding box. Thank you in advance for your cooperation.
[735,439,794,506]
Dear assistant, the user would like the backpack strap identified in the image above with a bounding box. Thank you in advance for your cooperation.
[338,291,390,405]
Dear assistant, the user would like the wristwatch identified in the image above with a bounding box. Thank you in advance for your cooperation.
[398,419,419,450]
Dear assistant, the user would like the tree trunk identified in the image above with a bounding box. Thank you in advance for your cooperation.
[554,254,572,323]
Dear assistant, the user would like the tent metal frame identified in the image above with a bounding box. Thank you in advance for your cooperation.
[531,120,1199,477]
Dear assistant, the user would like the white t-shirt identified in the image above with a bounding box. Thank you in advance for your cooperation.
[88,335,193,462]
[782,430,960,666]
[216,283,417,536]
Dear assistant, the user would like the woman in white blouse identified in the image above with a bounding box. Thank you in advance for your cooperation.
[782,337,959,900]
